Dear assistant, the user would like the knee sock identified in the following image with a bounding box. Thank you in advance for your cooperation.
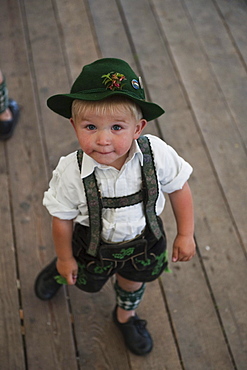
[0,77,8,114]
[114,280,146,311]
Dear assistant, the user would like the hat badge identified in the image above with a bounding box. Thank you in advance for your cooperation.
[131,79,139,89]
[131,77,143,90]
[101,72,126,90]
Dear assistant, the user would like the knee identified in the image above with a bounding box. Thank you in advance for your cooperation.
[116,274,142,292]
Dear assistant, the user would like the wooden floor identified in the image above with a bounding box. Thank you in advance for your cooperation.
[1,0,247,369]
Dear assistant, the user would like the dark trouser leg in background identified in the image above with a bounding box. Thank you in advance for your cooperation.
[0,70,19,140]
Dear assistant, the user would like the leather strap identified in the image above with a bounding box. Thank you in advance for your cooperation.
[78,136,162,256]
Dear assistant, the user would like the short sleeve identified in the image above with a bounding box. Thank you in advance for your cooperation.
[146,135,193,193]
[43,153,82,219]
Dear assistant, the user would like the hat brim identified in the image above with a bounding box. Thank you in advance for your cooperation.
[47,91,164,122]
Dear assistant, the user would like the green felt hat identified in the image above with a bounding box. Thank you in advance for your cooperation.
[47,58,165,121]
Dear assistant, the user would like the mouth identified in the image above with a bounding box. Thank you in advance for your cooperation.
[96,151,113,155]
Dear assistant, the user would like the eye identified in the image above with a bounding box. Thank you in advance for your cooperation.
[112,124,122,131]
[86,124,96,130]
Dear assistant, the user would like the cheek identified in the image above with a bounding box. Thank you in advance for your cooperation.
[114,136,133,154]
[76,134,92,153]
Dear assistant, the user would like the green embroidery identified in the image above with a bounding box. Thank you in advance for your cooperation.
[152,250,168,276]
[54,275,67,285]
[54,262,87,285]
[83,174,102,257]
[94,263,113,274]
[112,247,135,259]
[76,262,87,285]
[102,191,143,209]
[135,257,151,267]
[138,136,163,241]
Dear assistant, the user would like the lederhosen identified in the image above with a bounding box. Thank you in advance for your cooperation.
[72,136,168,293]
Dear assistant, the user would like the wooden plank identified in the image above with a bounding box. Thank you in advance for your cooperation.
[1,1,78,368]
[152,0,247,253]
[2,0,244,368]
[70,278,183,370]
[118,1,246,368]
[54,1,138,366]
[183,0,247,152]
[0,146,25,369]
[52,0,181,366]
[216,0,247,66]
[54,0,99,81]
[69,280,131,369]
[22,0,78,171]
[147,0,247,367]
[160,109,247,368]
[87,1,183,369]
[131,280,182,370]
[161,202,236,370]
[50,0,130,367]
[52,2,164,364]
[86,0,234,369]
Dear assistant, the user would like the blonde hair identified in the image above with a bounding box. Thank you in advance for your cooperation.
[71,96,143,122]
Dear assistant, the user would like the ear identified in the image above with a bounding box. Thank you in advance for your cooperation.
[70,118,76,131]
[133,119,148,139]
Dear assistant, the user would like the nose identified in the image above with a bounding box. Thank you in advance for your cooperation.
[96,130,111,145]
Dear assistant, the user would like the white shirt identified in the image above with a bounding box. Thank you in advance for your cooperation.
[43,134,192,242]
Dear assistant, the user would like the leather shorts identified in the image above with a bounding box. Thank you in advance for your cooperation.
[72,219,167,293]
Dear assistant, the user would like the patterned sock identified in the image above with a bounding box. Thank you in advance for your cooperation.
[114,280,146,311]
[0,77,9,114]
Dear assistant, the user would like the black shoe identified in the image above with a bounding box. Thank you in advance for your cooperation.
[113,306,153,356]
[0,99,19,140]
[34,259,62,300]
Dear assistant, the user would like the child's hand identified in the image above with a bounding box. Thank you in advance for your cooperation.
[172,234,196,262]
[56,257,78,285]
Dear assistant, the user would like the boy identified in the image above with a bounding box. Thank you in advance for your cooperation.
[35,58,195,356]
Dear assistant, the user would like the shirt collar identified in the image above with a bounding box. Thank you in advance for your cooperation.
[81,139,143,179]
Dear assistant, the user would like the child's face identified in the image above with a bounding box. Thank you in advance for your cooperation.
[70,108,147,170]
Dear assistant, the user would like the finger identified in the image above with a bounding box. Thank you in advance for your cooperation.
[66,274,75,285]
[172,246,179,262]
[72,272,78,283]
